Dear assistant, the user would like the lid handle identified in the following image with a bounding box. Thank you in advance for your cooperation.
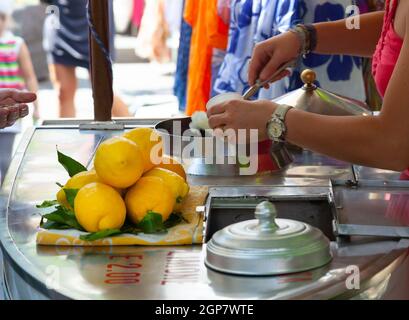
[301,69,317,90]
[255,201,279,233]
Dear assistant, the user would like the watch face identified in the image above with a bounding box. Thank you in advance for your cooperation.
[268,118,285,140]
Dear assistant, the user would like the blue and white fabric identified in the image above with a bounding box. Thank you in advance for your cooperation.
[291,0,366,101]
[213,0,299,100]
[214,0,366,102]
[174,9,192,112]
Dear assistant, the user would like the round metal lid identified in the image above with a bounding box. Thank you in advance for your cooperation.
[205,201,332,276]
[274,70,371,117]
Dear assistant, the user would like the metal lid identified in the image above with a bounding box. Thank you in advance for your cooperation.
[205,201,332,276]
[274,70,371,116]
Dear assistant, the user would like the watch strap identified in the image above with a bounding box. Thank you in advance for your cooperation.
[274,104,293,122]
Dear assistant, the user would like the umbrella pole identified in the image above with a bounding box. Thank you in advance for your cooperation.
[88,0,113,122]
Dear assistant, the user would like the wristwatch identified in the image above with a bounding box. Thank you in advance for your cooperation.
[266,105,293,143]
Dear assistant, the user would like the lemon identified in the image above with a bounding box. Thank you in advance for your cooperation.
[143,167,189,210]
[56,170,101,209]
[156,155,187,181]
[125,176,174,224]
[74,182,126,233]
[94,136,144,188]
[123,128,163,172]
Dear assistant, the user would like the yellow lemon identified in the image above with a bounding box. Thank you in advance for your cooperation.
[74,182,126,233]
[56,189,70,208]
[156,155,187,181]
[123,128,163,172]
[125,176,174,224]
[56,170,101,209]
[94,136,144,188]
[143,168,190,210]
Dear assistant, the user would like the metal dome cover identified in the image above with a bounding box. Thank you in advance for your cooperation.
[206,201,332,276]
[275,69,371,117]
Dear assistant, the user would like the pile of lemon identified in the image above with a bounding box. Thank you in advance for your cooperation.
[56,128,189,233]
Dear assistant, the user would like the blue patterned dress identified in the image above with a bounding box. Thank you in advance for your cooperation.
[43,0,116,69]
[290,0,366,101]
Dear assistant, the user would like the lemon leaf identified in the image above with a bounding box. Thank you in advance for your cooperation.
[43,206,84,231]
[63,188,79,209]
[36,200,58,209]
[138,212,165,234]
[80,229,122,241]
[40,218,72,230]
[58,205,76,218]
[57,149,87,177]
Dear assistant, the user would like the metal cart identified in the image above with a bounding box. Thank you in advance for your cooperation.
[1,119,409,300]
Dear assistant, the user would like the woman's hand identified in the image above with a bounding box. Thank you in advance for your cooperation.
[0,89,36,129]
[248,31,301,86]
[207,99,278,142]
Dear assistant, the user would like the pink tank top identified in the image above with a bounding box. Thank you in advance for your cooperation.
[372,0,408,179]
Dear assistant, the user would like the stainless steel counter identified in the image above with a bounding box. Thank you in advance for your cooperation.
[1,120,409,300]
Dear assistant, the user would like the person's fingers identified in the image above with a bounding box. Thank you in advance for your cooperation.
[0,108,8,129]
[6,120,16,127]
[248,46,267,86]
[261,70,291,89]
[207,102,227,117]
[6,106,20,124]
[212,127,225,138]
[14,91,37,103]
[259,53,284,83]
[0,89,37,105]
[208,114,228,129]
[19,104,29,118]
[219,125,239,143]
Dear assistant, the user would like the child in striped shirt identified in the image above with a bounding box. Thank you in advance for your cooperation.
[0,1,39,184]
[0,1,39,121]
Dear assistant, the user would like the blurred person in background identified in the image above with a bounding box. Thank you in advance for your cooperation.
[0,0,39,185]
[42,0,130,118]
[0,0,39,119]
[135,0,183,63]
[135,0,171,63]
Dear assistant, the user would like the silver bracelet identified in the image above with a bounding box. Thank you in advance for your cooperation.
[289,25,310,58]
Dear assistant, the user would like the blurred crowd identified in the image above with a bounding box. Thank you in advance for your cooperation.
[0,0,184,184]
[0,0,183,122]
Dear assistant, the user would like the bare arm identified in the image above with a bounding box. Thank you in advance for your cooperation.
[284,11,409,171]
[18,42,39,109]
[209,4,409,172]
[314,12,384,57]
[249,12,384,84]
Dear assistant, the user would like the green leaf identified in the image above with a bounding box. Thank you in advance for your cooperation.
[58,205,76,218]
[36,200,58,209]
[63,189,79,209]
[43,212,67,225]
[40,219,72,230]
[56,182,64,188]
[80,229,122,241]
[57,149,87,177]
[164,213,184,229]
[138,211,165,234]
[43,206,84,231]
